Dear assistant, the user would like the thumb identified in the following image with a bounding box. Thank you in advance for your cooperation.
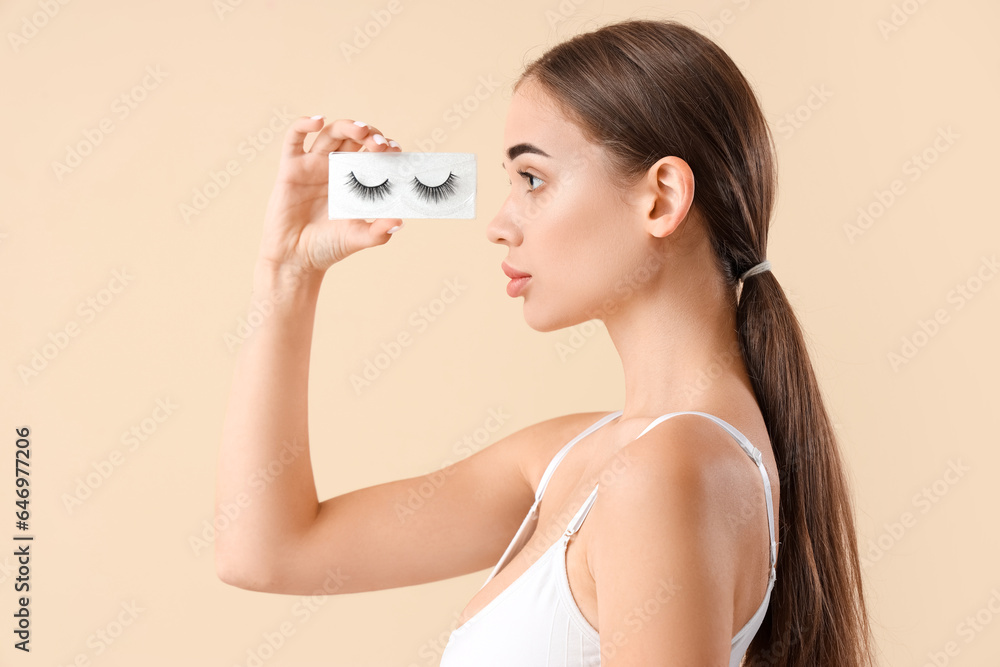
[303,217,402,269]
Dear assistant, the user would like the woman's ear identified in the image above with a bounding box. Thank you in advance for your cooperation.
[644,156,695,238]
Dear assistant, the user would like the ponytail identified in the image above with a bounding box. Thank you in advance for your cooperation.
[737,268,876,665]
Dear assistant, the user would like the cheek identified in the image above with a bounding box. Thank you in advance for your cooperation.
[530,188,629,301]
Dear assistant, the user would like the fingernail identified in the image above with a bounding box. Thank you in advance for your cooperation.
[354,120,368,127]
[310,114,324,120]
[373,134,387,145]
[387,224,402,234]
[388,140,400,148]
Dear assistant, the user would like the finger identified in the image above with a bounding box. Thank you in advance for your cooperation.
[352,122,390,150]
[367,130,391,151]
[337,139,364,153]
[377,218,404,236]
[311,119,390,154]
[311,119,364,154]
[386,138,402,151]
[282,115,326,158]
[343,217,403,255]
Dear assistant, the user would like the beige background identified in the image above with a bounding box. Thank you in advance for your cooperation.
[2,0,998,665]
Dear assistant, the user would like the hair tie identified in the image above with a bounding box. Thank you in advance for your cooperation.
[739,260,771,283]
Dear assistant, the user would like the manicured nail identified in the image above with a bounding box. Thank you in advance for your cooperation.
[310,114,323,120]
[387,224,401,234]
[388,140,400,148]
[373,134,387,145]
[353,120,368,127]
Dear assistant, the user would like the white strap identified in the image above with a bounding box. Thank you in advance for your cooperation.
[632,411,778,573]
[565,484,601,536]
[535,410,622,502]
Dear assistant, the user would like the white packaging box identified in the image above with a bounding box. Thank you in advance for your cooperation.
[328,151,476,219]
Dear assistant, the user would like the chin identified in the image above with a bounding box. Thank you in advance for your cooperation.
[521,296,590,333]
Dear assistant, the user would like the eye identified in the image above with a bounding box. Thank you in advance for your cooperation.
[518,170,543,192]
[346,171,391,201]
[411,172,458,203]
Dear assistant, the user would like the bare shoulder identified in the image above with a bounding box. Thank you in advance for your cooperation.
[584,413,773,660]
[601,411,767,491]
[588,411,773,578]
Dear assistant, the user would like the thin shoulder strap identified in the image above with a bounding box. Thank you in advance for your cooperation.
[565,484,601,536]
[475,410,623,591]
[563,411,684,537]
[652,411,778,580]
[564,411,778,585]
[535,410,622,503]
[562,411,691,537]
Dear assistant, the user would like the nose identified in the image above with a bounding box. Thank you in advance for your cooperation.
[486,196,522,246]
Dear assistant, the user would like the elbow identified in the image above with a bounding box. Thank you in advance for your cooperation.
[215,550,276,593]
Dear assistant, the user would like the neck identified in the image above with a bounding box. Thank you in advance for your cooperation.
[602,260,753,423]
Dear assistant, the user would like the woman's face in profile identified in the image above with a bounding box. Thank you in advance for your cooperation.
[488,78,655,332]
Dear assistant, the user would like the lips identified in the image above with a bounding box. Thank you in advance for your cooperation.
[501,261,531,279]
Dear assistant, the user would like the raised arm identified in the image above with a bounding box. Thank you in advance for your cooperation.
[214,115,403,588]
[215,246,598,594]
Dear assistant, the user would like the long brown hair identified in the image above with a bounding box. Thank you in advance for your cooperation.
[515,18,877,666]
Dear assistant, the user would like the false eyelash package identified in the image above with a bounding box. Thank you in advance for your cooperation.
[328,152,476,219]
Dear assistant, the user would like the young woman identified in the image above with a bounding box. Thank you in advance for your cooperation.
[215,18,876,667]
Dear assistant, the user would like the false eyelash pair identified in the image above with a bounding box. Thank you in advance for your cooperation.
[345,171,460,204]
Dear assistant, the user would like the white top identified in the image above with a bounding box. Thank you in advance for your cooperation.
[439,409,778,667]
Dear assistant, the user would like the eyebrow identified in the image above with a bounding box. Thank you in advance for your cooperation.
[501,143,551,169]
